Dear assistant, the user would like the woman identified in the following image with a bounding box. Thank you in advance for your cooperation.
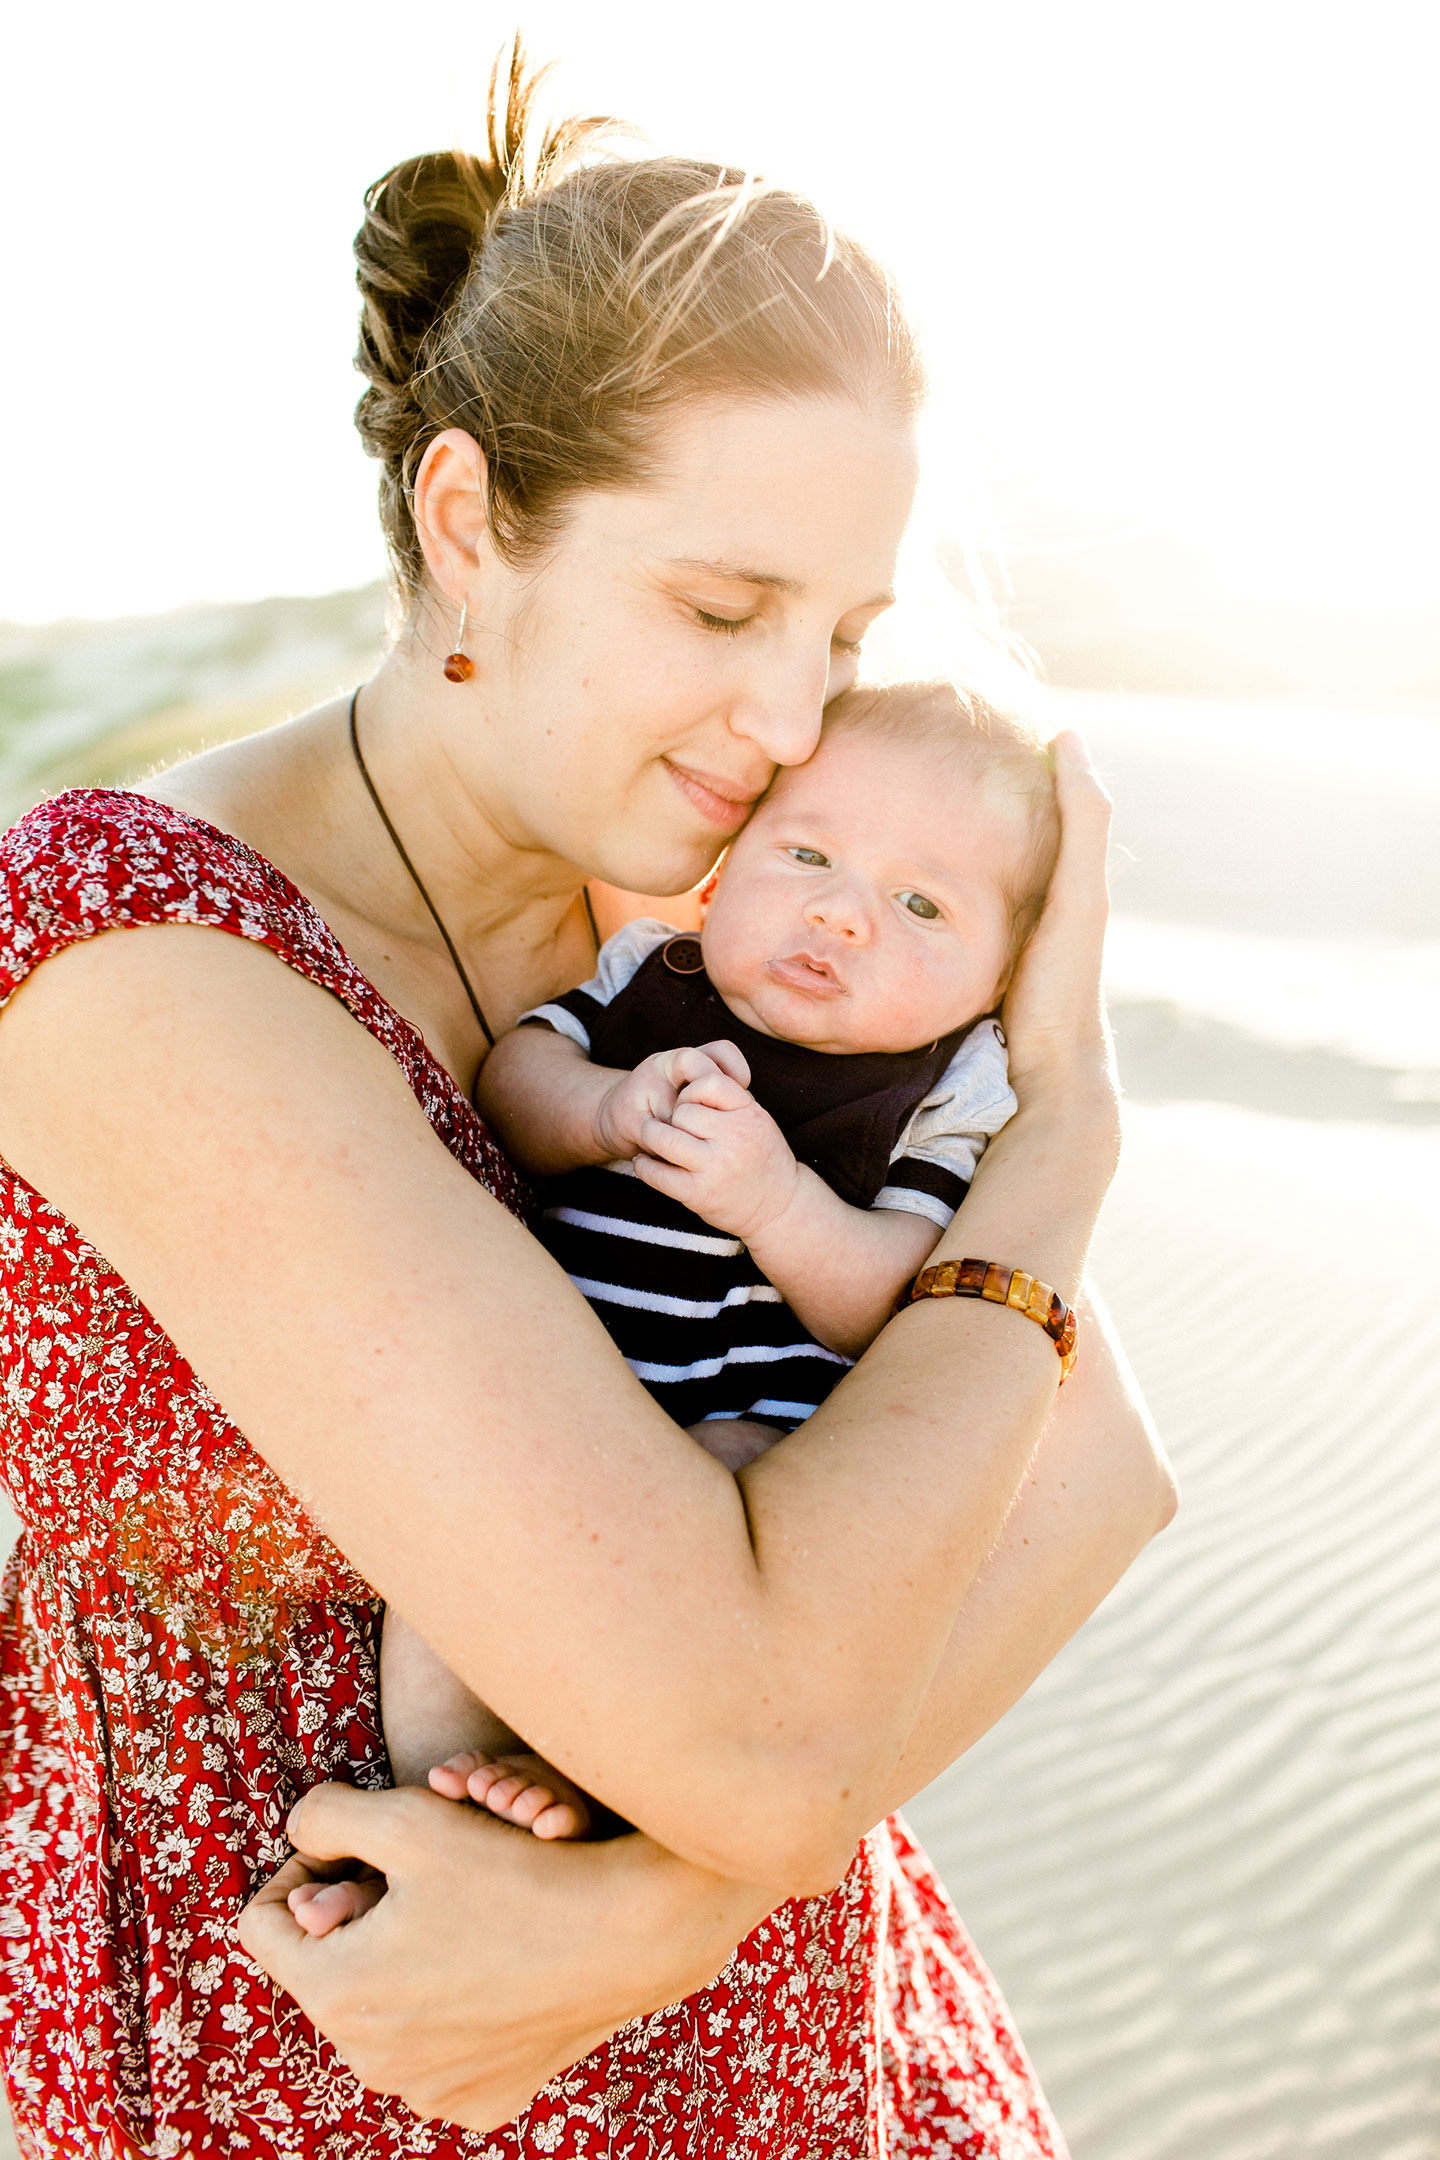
[0,57,1172,2160]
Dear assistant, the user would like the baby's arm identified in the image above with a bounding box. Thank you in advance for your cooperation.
[634,1068,942,1359]
[746,1175,942,1359]
[475,1022,748,1178]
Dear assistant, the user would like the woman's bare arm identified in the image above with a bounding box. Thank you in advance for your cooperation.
[239,1282,1171,2131]
[0,742,1118,1895]
[878,1280,1175,1803]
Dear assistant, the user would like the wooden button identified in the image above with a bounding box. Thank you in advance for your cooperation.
[662,936,706,974]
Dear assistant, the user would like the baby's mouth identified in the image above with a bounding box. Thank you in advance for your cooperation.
[765,951,847,1000]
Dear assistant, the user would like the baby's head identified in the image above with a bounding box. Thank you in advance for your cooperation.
[701,681,1059,1055]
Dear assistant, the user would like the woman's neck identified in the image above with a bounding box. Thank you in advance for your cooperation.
[150,662,597,1094]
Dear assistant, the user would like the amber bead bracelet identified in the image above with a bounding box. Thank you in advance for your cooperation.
[899,1258,1079,1383]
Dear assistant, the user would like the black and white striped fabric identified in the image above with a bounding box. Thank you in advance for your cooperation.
[528,921,1016,1432]
[541,1163,852,1427]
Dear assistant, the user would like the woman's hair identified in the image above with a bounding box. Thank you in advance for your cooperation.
[353,45,925,596]
[821,680,1061,955]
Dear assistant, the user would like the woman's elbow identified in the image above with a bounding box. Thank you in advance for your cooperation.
[1153,1461,1180,1533]
[658,1751,877,1901]
[1143,1435,1180,1538]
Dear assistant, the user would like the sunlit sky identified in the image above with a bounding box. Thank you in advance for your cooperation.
[5,0,1436,623]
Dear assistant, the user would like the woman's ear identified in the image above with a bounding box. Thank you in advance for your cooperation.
[412,429,495,602]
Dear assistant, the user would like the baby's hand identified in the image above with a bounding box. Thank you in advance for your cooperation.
[594,1040,751,1161]
[428,1749,594,1841]
[633,1067,799,1242]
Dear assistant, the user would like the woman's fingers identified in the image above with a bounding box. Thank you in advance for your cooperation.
[285,1780,443,1874]
[1045,731,1113,925]
[999,728,1118,1099]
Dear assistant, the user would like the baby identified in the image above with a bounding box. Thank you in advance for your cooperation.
[292,682,1058,1930]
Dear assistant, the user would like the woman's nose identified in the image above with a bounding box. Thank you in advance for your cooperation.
[730,646,830,768]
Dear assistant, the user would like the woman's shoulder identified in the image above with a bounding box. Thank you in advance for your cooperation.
[0,786,330,1005]
[0,785,531,1218]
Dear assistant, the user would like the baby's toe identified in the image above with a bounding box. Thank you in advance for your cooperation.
[531,1799,584,1840]
[478,1771,532,1820]
[504,1780,560,1831]
[464,1762,507,1806]
[428,1753,488,1799]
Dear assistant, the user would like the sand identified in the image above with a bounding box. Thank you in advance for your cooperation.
[907,1102,1440,2160]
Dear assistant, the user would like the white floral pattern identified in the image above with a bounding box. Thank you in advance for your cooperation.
[0,791,1066,2159]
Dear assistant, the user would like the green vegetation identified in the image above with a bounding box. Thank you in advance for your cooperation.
[0,585,387,824]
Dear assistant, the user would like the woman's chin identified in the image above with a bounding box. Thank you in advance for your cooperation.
[594,848,721,905]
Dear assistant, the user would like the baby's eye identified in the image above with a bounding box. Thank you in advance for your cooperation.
[787,847,831,868]
[898,890,941,920]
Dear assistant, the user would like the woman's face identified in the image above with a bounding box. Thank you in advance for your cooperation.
[462,395,918,895]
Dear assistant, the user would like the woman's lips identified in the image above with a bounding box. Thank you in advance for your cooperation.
[663,759,763,834]
[765,952,847,1000]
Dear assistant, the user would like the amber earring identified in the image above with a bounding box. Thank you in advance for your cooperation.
[443,600,474,683]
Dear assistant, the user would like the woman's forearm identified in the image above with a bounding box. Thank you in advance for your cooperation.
[875,1281,1176,1810]
[723,1093,1117,1868]
[244,1303,1170,2137]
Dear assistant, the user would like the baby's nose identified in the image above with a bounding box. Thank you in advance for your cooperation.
[805,888,870,941]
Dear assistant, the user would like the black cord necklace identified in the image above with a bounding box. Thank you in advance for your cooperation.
[347,688,600,1053]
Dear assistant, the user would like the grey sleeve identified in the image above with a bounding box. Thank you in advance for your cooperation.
[873,1018,1018,1229]
[518,918,679,1053]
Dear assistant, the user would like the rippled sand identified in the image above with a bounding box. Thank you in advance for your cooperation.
[907,1101,1440,2160]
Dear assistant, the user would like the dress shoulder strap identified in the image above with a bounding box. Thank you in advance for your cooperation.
[0,788,527,1215]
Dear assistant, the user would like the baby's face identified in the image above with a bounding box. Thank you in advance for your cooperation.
[701,729,1026,1054]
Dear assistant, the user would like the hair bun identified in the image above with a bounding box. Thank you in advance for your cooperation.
[350,42,920,600]
[353,148,504,460]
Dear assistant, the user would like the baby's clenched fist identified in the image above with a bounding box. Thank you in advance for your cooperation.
[633,1069,800,1243]
[593,1039,750,1161]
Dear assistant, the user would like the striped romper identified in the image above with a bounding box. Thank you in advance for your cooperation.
[525,919,1017,1433]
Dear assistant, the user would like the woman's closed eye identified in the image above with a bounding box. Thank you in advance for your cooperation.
[897,889,941,920]
[692,610,865,660]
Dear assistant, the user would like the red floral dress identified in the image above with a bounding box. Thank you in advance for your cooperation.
[0,791,1066,2160]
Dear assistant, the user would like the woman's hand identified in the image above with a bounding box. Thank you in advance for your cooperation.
[1001,730,1118,1124]
[238,1784,773,2133]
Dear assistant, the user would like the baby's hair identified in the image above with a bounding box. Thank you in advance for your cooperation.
[821,681,1060,963]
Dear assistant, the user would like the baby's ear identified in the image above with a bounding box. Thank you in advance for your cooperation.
[696,865,723,913]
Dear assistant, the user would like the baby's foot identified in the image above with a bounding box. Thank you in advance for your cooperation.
[428,1749,593,1839]
[286,1872,386,1937]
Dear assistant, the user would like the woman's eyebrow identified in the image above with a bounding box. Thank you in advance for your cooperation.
[663,554,802,594]
[662,554,897,611]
